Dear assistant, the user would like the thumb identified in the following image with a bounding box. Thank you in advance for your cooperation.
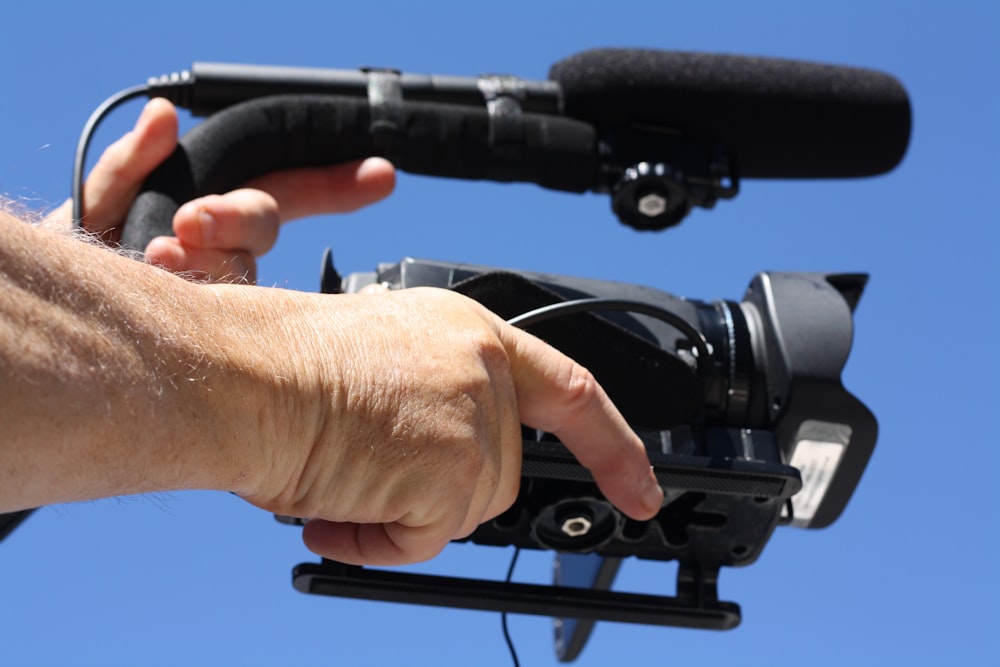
[498,323,663,520]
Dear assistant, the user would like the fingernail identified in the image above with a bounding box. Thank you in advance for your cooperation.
[197,208,216,244]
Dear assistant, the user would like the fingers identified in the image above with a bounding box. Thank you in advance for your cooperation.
[302,519,457,567]
[244,157,396,222]
[69,100,395,290]
[143,160,393,282]
[80,98,179,236]
[143,188,281,282]
[173,189,281,256]
[304,421,517,567]
[498,324,663,521]
[144,236,256,283]
[71,99,393,285]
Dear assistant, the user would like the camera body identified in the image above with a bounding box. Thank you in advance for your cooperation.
[320,257,876,574]
[288,256,876,643]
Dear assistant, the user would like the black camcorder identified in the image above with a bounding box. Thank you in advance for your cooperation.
[1,47,909,662]
[283,255,876,658]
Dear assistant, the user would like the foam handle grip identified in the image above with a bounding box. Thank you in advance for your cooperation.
[121,94,597,251]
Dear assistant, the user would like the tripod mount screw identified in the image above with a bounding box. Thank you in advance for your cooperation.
[612,161,691,231]
[637,192,668,217]
[561,515,593,538]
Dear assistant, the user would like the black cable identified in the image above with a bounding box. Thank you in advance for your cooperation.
[71,84,151,226]
[506,297,713,379]
[497,298,708,661]
[0,509,35,543]
[501,547,522,667]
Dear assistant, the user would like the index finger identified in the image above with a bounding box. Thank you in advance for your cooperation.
[81,98,179,235]
[498,324,664,520]
[244,157,396,223]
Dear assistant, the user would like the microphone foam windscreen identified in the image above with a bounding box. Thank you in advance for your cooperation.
[550,49,911,178]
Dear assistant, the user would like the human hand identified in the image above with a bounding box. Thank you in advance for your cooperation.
[224,285,664,566]
[9,99,660,569]
[49,97,395,282]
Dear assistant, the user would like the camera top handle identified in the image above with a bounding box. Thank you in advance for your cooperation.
[120,93,602,250]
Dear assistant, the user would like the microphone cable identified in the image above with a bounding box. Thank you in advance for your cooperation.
[501,547,522,667]
[71,84,151,225]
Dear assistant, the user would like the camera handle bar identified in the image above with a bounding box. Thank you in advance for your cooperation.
[287,435,800,632]
[107,92,735,249]
[292,558,740,630]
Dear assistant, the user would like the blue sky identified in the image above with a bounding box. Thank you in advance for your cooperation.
[1,1,997,665]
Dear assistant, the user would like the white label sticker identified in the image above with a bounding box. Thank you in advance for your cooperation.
[788,439,846,527]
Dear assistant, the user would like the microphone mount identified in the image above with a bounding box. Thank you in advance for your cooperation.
[598,128,739,230]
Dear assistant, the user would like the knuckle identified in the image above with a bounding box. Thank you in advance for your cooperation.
[385,522,452,565]
[595,447,632,481]
[406,535,449,564]
[492,472,520,516]
[449,433,488,481]
[235,189,281,223]
[468,329,509,378]
[557,363,601,413]
[477,445,502,498]
[456,502,490,539]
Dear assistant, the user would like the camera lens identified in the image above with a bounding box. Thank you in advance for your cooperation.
[696,300,755,427]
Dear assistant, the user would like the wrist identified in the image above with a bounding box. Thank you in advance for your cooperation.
[0,218,283,508]
[192,284,332,504]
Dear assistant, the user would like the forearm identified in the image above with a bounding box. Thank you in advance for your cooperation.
[0,206,662,564]
[0,211,272,511]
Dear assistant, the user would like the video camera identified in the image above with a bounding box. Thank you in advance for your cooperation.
[66,48,908,661]
[284,257,874,659]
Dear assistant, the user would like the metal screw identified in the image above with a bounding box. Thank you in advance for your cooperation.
[637,193,667,217]
[560,515,593,537]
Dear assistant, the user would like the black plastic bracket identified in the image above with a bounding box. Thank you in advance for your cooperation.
[600,130,739,230]
[292,559,740,630]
